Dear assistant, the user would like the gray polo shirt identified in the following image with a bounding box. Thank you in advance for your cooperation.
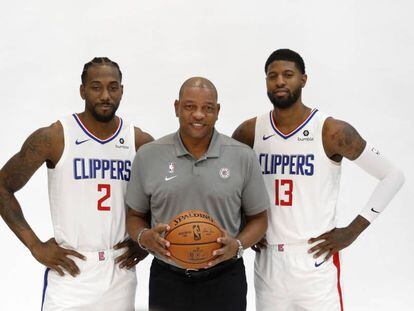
[126,129,269,238]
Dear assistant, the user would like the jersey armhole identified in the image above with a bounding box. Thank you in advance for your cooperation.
[319,115,342,167]
[51,118,69,170]
[252,112,269,150]
[130,123,137,153]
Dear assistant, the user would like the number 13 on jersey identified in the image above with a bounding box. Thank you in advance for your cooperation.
[275,179,293,206]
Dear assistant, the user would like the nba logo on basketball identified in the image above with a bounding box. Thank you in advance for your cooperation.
[193,224,202,241]
[98,251,105,261]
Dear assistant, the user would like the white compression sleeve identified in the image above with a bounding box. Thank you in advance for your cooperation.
[353,143,405,223]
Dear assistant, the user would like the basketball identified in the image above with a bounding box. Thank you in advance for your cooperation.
[165,210,223,269]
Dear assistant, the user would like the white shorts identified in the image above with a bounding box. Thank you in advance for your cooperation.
[41,248,137,311]
[255,243,343,311]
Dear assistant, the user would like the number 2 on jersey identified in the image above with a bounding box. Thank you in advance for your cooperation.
[275,179,293,206]
[97,184,111,211]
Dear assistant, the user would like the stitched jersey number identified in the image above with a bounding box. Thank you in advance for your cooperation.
[97,184,111,211]
[275,179,293,206]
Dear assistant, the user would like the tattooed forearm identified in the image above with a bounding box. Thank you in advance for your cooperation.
[0,190,31,233]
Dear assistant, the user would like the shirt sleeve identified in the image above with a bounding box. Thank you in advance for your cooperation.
[125,151,150,213]
[241,149,270,216]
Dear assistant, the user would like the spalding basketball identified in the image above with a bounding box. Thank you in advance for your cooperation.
[165,210,223,269]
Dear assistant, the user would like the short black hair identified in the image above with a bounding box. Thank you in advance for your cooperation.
[81,57,122,84]
[264,49,305,74]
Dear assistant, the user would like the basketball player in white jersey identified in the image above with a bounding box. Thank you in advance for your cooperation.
[232,49,405,310]
[0,57,153,310]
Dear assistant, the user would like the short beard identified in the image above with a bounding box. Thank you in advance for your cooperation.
[90,104,118,123]
[267,88,301,109]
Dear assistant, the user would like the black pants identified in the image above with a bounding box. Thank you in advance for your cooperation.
[149,258,247,311]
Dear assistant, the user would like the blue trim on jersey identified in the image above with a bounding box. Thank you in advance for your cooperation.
[72,114,123,145]
[41,268,50,310]
[269,109,318,140]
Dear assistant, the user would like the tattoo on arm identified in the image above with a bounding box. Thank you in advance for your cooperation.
[0,127,52,242]
[0,189,30,232]
[324,119,366,161]
[5,128,52,191]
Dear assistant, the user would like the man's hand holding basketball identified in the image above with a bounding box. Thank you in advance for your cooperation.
[30,238,85,277]
[140,224,171,259]
[206,229,239,268]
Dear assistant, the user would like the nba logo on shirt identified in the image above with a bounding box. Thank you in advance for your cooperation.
[98,251,105,261]
[168,162,175,174]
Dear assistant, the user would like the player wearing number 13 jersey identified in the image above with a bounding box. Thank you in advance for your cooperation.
[0,58,153,310]
[232,49,404,311]
[253,108,339,246]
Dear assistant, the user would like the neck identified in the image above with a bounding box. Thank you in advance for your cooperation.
[179,129,214,160]
[272,101,311,133]
[77,111,119,140]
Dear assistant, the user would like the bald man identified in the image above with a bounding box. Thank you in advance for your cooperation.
[125,77,269,311]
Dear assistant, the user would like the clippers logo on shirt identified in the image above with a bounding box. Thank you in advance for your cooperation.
[259,153,314,176]
[73,158,131,181]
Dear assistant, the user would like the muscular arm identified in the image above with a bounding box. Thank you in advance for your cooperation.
[236,210,268,249]
[134,127,154,151]
[0,123,84,276]
[322,117,366,162]
[309,118,404,260]
[0,123,62,250]
[323,117,370,231]
[232,117,256,148]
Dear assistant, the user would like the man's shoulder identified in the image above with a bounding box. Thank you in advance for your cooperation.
[218,132,254,153]
[137,133,175,153]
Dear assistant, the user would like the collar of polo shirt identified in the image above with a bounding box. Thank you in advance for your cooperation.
[174,129,221,159]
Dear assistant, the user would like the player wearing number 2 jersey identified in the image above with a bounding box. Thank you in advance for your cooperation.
[0,57,153,310]
[232,49,405,310]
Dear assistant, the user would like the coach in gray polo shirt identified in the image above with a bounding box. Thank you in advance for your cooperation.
[126,77,269,311]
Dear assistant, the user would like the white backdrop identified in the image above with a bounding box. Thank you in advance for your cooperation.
[1,1,413,310]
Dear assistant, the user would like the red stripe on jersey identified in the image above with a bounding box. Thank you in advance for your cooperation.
[333,252,344,311]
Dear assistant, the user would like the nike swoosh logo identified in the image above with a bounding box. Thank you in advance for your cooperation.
[315,260,325,267]
[75,139,91,145]
[262,134,276,140]
[371,208,380,214]
[164,175,177,181]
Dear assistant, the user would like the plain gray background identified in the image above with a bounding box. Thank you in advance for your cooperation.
[1,1,413,310]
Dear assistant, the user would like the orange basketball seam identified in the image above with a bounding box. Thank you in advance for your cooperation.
[165,221,222,239]
[170,241,220,246]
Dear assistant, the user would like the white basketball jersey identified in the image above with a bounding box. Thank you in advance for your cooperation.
[253,109,342,244]
[48,114,136,251]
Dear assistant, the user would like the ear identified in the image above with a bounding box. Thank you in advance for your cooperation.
[301,74,308,88]
[120,84,124,98]
[80,84,86,99]
[174,100,179,117]
[216,103,221,120]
